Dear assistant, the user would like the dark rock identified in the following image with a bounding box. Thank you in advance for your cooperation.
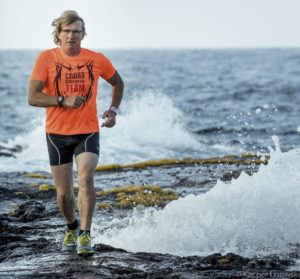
[0,186,18,199]
[202,253,222,265]
[0,152,15,157]
[94,243,127,253]
[0,166,297,278]
[224,252,250,265]
[0,144,23,158]
[0,221,31,234]
[0,144,22,153]
[25,190,57,200]
[0,234,25,244]
[12,201,46,222]
[220,171,241,181]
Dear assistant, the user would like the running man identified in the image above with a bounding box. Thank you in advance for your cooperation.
[28,10,124,255]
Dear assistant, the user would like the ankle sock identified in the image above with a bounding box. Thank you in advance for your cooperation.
[79,230,90,236]
[67,220,78,231]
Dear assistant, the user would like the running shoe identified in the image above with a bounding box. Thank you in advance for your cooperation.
[77,231,93,255]
[62,221,80,252]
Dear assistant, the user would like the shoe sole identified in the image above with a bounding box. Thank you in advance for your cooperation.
[77,249,93,255]
[62,244,77,252]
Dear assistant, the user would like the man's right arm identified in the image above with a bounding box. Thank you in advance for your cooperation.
[28,80,58,107]
[28,80,86,108]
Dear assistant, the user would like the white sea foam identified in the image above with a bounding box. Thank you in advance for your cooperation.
[99,90,204,165]
[0,118,50,173]
[0,91,203,172]
[95,136,300,257]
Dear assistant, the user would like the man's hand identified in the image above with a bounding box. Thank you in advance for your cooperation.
[101,110,116,128]
[63,96,86,108]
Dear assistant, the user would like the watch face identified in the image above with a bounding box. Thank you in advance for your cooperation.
[58,96,64,107]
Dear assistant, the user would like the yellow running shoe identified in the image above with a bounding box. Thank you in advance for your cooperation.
[77,231,93,255]
[62,222,79,252]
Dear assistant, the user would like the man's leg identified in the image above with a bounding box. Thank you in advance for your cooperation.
[75,152,98,231]
[51,162,76,224]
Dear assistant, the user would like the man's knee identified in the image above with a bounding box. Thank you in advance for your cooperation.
[77,172,94,188]
[56,187,74,199]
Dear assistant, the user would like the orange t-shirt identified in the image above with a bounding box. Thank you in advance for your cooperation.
[30,47,116,135]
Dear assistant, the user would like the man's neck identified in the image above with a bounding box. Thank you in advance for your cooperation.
[60,46,81,57]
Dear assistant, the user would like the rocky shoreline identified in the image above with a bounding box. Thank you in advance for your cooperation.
[1,162,299,278]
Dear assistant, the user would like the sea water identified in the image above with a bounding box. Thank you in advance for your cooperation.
[0,48,299,171]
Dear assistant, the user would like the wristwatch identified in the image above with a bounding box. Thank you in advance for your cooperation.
[109,105,118,115]
[57,96,64,107]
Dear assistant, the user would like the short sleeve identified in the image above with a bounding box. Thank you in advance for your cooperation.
[30,51,49,81]
[98,53,116,80]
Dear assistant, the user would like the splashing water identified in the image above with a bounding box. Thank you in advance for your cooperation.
[0,91,203,172]
[99,90,204,164]
[95,136,300,257]
[0,117,50,172]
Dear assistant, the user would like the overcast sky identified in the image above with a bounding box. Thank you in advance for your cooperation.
[1,0,300,49]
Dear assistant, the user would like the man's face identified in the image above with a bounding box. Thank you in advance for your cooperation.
[58,20,84,51]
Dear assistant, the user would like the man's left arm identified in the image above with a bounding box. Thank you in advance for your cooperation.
[101,71,124,128]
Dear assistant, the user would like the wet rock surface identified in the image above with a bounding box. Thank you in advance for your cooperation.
[0,145,22,158]
[0,163,299,278]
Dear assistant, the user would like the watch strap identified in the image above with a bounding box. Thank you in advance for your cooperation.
[109,105,118,115]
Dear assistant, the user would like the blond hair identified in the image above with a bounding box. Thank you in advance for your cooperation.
[52,10,86,45]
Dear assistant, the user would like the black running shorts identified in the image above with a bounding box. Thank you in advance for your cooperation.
[46,132,99,166]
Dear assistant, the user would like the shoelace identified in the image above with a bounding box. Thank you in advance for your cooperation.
[65,232,76,244]
[79,234,90,246]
